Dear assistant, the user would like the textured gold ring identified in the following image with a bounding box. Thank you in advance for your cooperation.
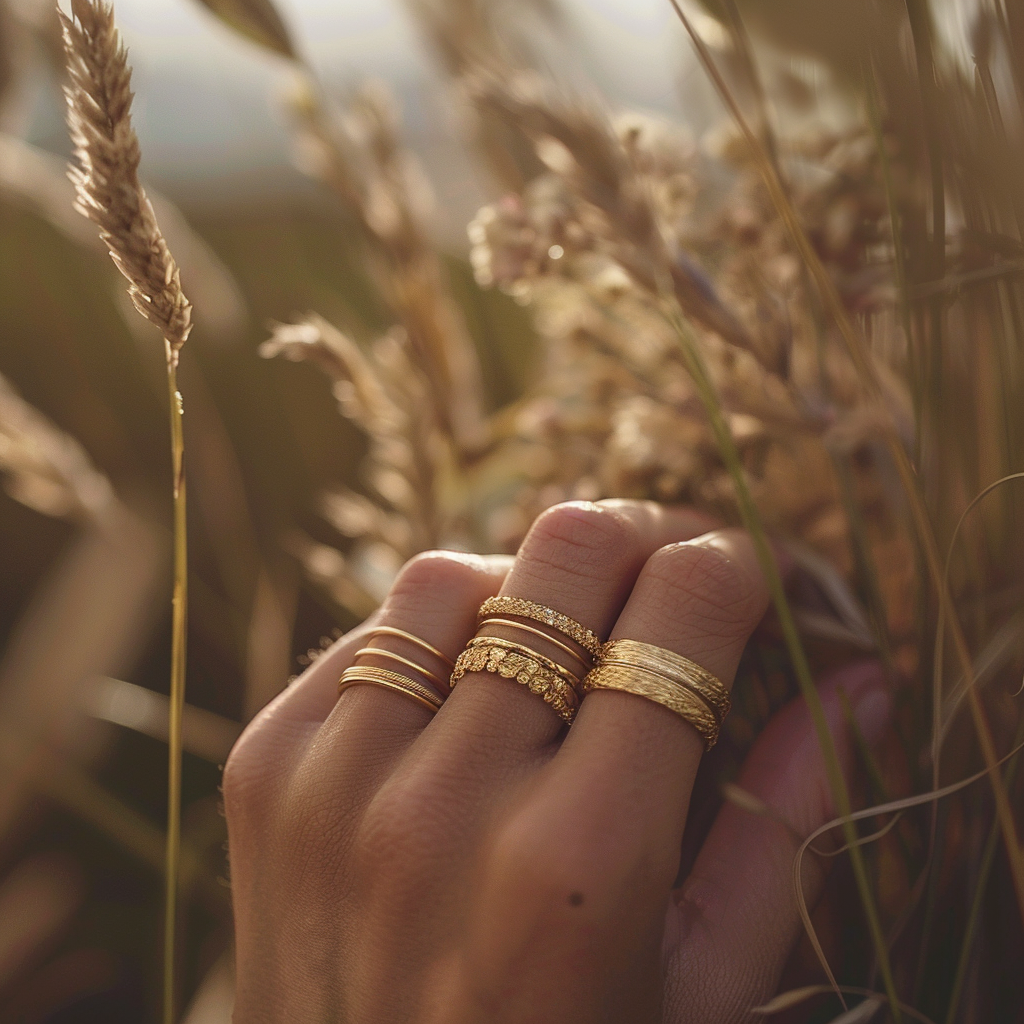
[462,635,582,691]
[582,665,720,749]
[599,639,730,723]
[354,646,447,691]
[368,625,455,669]
[338,665,444,713]
[478,596,602,658]
[451,641,579,723]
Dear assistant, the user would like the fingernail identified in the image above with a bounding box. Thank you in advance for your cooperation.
[851,684,892,745]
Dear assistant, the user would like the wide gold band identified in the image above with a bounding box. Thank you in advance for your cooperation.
[582,664,721,749]
[338,665,444,713]
[598,639,730,723]
[477,596,602,659]
[451,639,580,723]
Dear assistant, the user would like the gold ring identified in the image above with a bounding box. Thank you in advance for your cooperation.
[477,616,592,671]
[463,635,583,690]
[478,596,602,659]
[582,664,721,749]
[598,639,730,723]
[451,640,579,723]
[354,646,447,691]
[368,625,455,669]
[338,665,444,713]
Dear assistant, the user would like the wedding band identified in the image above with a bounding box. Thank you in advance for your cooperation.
[451,640,580,723]
[354,646,447,691]
[368,625,455,669]
[338,665,444,713]
[477,596,602,659]
[581,664,721,749]
[476,617,592,671]
[598,639,731,723]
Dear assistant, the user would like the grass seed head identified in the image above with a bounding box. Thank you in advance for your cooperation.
[60,0,191,362]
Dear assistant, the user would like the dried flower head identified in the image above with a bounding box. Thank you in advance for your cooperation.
[60,0,191,362]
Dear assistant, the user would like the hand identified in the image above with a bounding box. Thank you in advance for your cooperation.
[224,500,891,1023]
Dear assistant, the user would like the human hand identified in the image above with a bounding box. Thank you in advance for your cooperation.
[224,500,890,1023]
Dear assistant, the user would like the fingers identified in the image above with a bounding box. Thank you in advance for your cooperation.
[224,552,513,801]
[439,501,715,755]
[560,530,772,850]
[445,529,768,1024]
[662,662,892,1024]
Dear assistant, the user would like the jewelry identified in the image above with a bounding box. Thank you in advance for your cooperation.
[581,664,721,750]
[477,596,602,659]
[338,665,443,713]
[368,626,455,669]
[598,639,730,723]
[476,616,591,671]
[353,646,446,691]
[450,640,580,723]
[462,636,582,690]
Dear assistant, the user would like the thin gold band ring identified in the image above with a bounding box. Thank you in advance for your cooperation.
[353,646,447,691]
[338,665,444,713]
[477,596,602,659]
[368,625,455,669]
[477,616,592,671]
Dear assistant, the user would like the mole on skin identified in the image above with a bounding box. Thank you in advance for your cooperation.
[568,891,584,907]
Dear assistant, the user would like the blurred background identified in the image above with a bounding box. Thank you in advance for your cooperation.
[0,2,714,1020]
[4,0,1024,1021]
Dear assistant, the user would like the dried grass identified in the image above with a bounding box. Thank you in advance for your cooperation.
[61,4,192,1020]
[1,0,1018,1019]
[61,0,191,362]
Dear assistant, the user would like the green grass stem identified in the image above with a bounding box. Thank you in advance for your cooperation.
[668,0,1024,933]
[659,293,902,1020]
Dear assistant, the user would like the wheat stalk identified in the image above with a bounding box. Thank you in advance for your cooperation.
[60,3,190,1021]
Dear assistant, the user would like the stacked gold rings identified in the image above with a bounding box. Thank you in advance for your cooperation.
[338,625,452,714]
[337,601,730,748]
[451,597,601,723]
[582,639,730,749]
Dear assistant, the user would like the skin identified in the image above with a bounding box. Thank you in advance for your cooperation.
[224,500,891,1023]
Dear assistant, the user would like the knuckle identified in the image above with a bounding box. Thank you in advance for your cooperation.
[524,502,644,583]
[349,768,447,891]
[222,730,271,824]
[643,541,765,632]
[221,713,306,830]
[386,550,491,618]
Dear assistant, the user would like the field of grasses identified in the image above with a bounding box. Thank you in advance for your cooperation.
[1,0,1023,1021]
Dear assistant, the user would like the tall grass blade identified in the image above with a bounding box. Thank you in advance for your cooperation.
[665,6,903,1015]
[668,0,1024,936]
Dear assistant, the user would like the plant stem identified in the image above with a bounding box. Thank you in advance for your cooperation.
[660,297,902,1022]
[667,0,1024,930]
[164,357,188,1024]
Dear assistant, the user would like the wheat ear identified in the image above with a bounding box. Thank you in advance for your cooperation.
[61,4,190,1022]
[61,0,192,363]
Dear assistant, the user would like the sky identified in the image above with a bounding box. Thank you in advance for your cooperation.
[43,0,701,203]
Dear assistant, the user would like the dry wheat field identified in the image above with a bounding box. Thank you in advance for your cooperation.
[0,0,1022,1020]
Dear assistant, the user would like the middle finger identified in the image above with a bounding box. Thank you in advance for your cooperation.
[434,500,715,758]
